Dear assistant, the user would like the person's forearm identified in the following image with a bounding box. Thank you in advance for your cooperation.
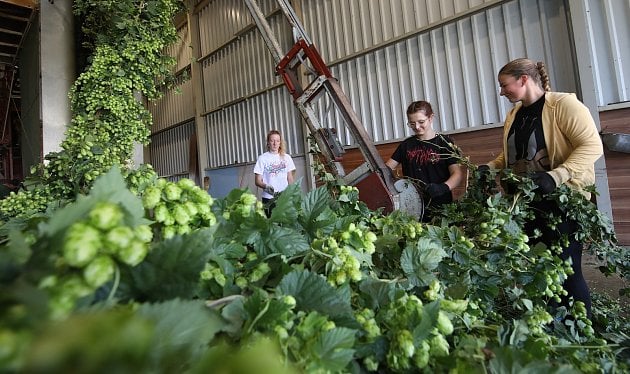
[444,165,464,191]
[255,175,266,189]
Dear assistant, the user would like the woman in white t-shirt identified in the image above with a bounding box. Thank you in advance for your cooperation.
[254,130,296,216]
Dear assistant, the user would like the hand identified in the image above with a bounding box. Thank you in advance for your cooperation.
[530,171,556,194]
[477,164,490,176]
[477,164,490,181]
[263,185,275,195]
[425,183,450,198]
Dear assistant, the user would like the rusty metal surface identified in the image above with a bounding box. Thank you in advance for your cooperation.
[354,172,394,213]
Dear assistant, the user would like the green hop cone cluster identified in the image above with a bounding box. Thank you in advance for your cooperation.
[281,310,346,371]
[236,252,272,288]
[335,185,364,213]
[61,202,153,284]
[311,222,377,286]
[371,211,424,240]
[39,274,94,320]
[475,212,528,252]
[221,191,263,221]
[552,301,595,340]
[248,262,271,283]
[379,294,426,371]
[423,279,442,301]
[202,250,273,292]
[124,164,158,194]
[439,298,469,314]
[466,202,574,310]
[200,262,227,287]
[377,293,458,372]
[270,295,297,342]
[0,187,52,220]
[142,178,216,239]
[355,308,381,341]
[44,201,154,319]
[524,305,554,339]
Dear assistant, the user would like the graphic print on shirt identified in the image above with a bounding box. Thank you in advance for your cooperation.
[406,147,440,166]
[264,160,287,177]
[507,115,549,174]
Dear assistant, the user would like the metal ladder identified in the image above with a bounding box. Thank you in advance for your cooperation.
[244,0,401,212]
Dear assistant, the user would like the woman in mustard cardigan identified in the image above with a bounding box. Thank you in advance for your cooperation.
[481,58,604,317]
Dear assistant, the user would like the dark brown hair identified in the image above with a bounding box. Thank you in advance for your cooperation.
[498,58,551,92]
[406,101,434,116]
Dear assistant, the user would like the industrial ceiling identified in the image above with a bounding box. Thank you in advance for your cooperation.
[1,0,37,104]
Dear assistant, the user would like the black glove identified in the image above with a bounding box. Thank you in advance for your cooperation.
[530,171,556,194]
[477,164,491,180]
[477,164,490,174]
[426,183,450,198]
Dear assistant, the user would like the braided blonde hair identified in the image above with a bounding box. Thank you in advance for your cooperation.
[499,58,551,92]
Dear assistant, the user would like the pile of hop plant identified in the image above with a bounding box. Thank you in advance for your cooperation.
[141,178,216,240]
[0,0,182,220]
[1,167,629,372]
[2,0,629,371]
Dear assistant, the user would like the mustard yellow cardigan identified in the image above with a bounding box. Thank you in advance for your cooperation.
[488,92,603,197]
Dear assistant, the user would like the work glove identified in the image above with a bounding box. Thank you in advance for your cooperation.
[425,183,450,198]
[263,185,275,195]
[530,171,556,194]
[477,164,491,181]
[477,164,490,177]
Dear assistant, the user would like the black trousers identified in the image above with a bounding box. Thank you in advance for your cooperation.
[525,198,591,317]
[262,197,276,218]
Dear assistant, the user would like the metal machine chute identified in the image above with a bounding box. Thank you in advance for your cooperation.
[244,0,423,218]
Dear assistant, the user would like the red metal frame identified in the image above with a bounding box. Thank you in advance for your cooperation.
[275,39,332,100]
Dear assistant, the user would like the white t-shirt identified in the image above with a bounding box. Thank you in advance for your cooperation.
[254,152,296,198]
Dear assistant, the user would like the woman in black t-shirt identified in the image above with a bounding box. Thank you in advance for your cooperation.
[386,101,463,222]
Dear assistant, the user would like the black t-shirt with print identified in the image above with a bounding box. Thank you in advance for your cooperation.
[391,134,458,208]
[507,95,549,175]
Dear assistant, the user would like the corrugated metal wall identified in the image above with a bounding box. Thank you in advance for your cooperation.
[149,73,194,132]
[150,23,194,128]
[584,0,630,107]
[147,23,195,179]
[196,0,304,169]
[198,2,292,108]
[147,0,629,173]
[300,0,502,61]
[148,120,195,181]
[167,23,193,73]
[204,86,302,168]
[300,0,578,146]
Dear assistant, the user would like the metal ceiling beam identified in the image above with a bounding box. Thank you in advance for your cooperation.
[0,0,37,9]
